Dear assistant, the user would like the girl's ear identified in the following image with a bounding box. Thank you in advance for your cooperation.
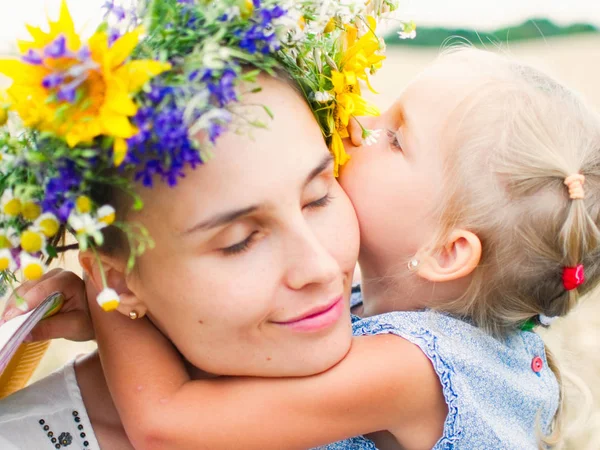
[79,251,148,319]
[416,230,482,283]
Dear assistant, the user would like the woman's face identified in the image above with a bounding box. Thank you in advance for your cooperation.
[126,76,360,377]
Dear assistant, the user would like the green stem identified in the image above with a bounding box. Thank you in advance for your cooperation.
[91,245,108,289]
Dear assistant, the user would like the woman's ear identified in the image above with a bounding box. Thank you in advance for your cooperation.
[416,230,482,283]
[79,251,147,319]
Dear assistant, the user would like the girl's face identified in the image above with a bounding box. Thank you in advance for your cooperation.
[126,77,360,377]
[339,62,473,303]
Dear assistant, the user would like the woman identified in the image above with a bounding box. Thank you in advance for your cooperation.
[0,73,361,449]
[0,0,389,447]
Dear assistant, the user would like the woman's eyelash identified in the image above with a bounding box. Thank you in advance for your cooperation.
[222,231,259,256]
[386,129,402,150]
[305,194,332,209]
[222,195,332,256]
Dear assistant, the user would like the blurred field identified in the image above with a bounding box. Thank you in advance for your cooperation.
[1,33,600,449]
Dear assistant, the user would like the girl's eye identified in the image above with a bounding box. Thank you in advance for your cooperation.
[386,129,403,151]
[305,194,332,210]
[222,231,259,256]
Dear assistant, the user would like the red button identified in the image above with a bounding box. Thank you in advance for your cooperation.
[531,356,543,373]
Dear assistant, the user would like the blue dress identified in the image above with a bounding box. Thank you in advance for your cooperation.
[316,289,560,449]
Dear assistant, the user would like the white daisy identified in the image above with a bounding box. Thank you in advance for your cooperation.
[97,287,120,312]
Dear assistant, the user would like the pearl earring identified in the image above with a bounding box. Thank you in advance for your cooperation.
[407,258,420,272]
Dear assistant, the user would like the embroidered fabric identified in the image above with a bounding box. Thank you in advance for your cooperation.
[0,360,100,449]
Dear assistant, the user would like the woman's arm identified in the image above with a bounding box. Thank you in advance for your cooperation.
[91,286,443,450]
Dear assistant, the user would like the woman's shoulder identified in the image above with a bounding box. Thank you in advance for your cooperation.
[0,359,100,449]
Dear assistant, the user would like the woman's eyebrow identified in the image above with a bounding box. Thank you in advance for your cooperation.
[182,154,333,235]
[182,205,259,235]
[304,154,334,188]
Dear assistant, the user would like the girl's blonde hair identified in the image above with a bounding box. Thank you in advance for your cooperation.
[430,48,600,444]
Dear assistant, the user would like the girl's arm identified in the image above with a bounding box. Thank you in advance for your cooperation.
[91,289,443,450]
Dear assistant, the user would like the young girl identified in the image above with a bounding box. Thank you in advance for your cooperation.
[73,47,600,449]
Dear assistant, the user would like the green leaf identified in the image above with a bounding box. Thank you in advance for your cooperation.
[262,105,274,119]
[46,245,58,259]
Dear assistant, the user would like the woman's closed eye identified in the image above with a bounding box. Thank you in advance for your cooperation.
[304,193,332,210]
[386,129,403,151]
[221,230,261,255]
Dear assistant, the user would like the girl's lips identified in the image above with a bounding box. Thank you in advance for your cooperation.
[274,296,345,332]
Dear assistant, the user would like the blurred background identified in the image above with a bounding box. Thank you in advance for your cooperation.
[1,0,599,448]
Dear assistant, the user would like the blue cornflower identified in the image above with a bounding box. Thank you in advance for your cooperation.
[125,86,202,188]
[202,68,238,107]
[42,160,82,221]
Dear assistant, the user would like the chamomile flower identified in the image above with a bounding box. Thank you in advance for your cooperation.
[20,252,46,281]
[68,212,105,245]
[97,205,116,226]
[21,201,42,220]
[1,190,21,217]
[314,91,334,103]
[96,287,120,312]
[398,21,417,40]
[34,212,61,238]
[0,249,16,272]
[363,128,382,146]
[0,227,19,249]
[20,228,46,253]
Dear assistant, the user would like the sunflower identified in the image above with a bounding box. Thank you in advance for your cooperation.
[0,0,170,164]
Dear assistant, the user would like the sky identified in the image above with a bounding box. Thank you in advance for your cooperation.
[0,0,599,50]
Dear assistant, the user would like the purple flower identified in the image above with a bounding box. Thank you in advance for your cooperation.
[108,29,121,46]
[125,85,203,188]
[42,73,65,89]
[22,49,43,65]
[236,3,286,55]
[41,160,82,221]
[203,68,238,107]
[44,35,67,59]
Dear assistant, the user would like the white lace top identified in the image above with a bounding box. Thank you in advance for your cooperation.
[0,360,100,449]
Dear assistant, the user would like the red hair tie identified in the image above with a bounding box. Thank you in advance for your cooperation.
[562,264,585,291]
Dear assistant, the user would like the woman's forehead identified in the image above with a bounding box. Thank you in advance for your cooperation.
[136,79,329,218]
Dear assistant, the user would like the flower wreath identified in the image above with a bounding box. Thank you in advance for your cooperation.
[0,0,412,310]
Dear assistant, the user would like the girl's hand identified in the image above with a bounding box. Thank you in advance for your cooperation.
[0,268,94,342]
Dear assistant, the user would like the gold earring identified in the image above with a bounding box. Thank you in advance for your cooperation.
[407,258,420,272]
[129,310,139,320]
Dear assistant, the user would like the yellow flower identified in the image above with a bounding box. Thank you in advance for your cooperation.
[35,213,61,238]
[20,252,46,281]
[340,17,386,93]
[0,0,170,162]
[240,0,255,19]
[329,70,379,175]
[326,16,383,175]
[0,90,9,126]
[324,18,336,33]
[21,201,42,220]
[20,228,46,253]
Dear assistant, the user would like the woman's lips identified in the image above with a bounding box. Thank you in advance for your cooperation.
[274,295,344,332]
